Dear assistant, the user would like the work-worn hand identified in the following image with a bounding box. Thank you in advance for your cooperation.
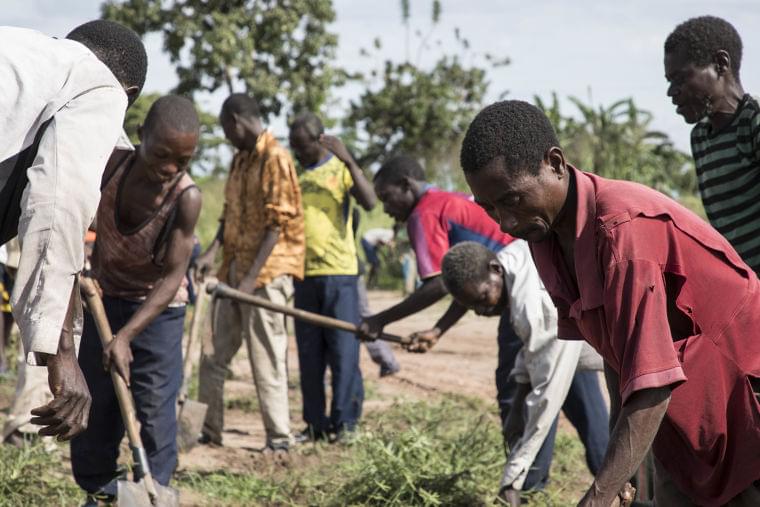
[405,328,441,353]
[30,350,92,440]
[193,250,215,283]
[577,482,636,507]
[319,134,353,165]
[498,487,522,506]
[103,334,134,386]
[359,315,384,341]
[237,274,258,295]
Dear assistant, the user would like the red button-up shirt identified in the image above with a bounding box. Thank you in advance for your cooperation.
[531,166,760,506]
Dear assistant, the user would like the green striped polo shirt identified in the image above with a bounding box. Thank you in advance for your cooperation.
[691,94,760,274]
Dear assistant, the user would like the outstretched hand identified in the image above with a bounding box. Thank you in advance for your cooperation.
[405,328,441,353]
[31,350,92,441]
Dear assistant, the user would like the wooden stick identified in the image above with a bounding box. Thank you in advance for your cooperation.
[207,282,411,345]
[179,281,207,402]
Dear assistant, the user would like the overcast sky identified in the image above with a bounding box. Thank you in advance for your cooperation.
[7,0,760,153]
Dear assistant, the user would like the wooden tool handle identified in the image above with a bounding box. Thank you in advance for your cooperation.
[80,277,160,503]
[180,281,207,400]
[207,282,411,345]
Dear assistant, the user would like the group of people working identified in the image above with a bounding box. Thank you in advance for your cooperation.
[0,12,758,507]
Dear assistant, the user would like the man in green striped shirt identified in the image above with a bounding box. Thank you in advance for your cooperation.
[665,16,760,273]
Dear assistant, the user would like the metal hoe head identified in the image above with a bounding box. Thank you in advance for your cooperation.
[118,479,179,507]
[177,398,208,452]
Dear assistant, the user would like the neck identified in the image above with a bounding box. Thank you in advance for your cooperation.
[551,169,577,243]
[709,81,745,130]
[242,129,263,151]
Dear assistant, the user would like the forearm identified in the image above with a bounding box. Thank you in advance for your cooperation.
[432,300,468,336]
[588,387,670,504]
[347,160,377,210]
[373,277,448,325]
[116,269,187,341]
[243,227,279,283]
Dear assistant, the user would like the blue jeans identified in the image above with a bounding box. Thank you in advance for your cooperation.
[71,297,184,493]
[496,311,609,489]
[294,275,363,433]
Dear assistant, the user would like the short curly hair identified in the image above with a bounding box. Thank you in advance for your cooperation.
[222,93,261,120]
[67,20,147,100]
[144,95,200,136]
[374,154,426,186]
[441,241,497,298]
[665,16,743,79]
[460,100,559,176]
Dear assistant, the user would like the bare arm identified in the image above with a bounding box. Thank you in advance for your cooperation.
[104,187,202,384]
[193,221,222,282]
[319,134,376,210]
[579,385,671,506]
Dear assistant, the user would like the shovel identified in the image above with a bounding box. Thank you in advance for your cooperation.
[81,277,179,507]
[176,280,209,452]
[207,282,412,345]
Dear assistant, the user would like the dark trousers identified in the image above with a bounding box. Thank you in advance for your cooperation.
[71,297,185,493]
[294,275,363,433]
[496,312,610,490]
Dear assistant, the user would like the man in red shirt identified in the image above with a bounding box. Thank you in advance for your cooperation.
[460,100,760,506]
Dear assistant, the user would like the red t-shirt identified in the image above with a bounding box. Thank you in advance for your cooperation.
[531,167,760,506]
[407,187,514,279]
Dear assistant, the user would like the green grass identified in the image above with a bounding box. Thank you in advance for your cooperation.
[177,395,589,506]
[0,442,81,507]
[195,176,226,248]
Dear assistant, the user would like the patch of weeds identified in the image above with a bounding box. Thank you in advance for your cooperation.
[176,470,286,506]
[0,441,81,507]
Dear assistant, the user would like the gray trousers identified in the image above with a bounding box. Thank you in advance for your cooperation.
[357,276,399,374]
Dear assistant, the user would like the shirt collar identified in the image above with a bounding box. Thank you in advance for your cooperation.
[114,129,134,151]
[306,153,333,170]
[569,165,605,310]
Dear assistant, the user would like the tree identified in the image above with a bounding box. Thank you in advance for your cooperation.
[534,93,696,198]
[344,1,501,190]
[101,0,343,119]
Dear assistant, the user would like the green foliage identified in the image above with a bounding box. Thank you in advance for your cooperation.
[102,0,343,119]
[534,93,696,197]
[195,176,226,247]
[177,470,286,504]
[0,442,81,506]
[345,3,492,191]
[123,92,227,175]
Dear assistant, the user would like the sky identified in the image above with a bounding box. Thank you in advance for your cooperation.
[7,0,760,153]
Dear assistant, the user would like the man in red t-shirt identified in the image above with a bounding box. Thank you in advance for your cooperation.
[460,100,760,506]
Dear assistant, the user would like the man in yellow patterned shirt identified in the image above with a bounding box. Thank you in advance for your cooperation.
[195,94,304,451]
[289,112,376,442]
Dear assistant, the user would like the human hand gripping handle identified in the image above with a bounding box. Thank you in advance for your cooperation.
[405,328,441,353]
[29,281,92,441]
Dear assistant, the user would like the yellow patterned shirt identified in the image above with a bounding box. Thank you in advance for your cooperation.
[299,155,358,276]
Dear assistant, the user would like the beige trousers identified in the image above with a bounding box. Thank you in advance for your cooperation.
[198,275,293,446]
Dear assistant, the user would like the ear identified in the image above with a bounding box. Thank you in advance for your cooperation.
[124,86,140,107]
[545,146,567,177]
[713,50,732,78]
[488,258,503,276]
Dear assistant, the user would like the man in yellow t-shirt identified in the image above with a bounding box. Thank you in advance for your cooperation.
[288,112,376,442]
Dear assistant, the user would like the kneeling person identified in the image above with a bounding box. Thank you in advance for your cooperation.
[71,95,202,501]
[442,241,608,503]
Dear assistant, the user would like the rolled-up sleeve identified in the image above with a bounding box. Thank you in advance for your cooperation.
[12,84,126,365]
[605,259,687,404]
[261,153,300,228]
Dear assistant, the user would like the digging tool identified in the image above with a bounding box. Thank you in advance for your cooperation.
[176,280,209,452]
[81,277,179,507]
[206,282,412,345]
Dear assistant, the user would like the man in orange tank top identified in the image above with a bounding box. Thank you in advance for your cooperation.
[71,96,202,505]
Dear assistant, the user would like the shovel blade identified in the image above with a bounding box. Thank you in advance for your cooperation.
[118,479,179,507]
[177,399,208,452]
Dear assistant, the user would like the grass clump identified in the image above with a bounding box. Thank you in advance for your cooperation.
[0,441,80,507]
[176,470,285,505]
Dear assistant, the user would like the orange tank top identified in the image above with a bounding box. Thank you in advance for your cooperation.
[92,152,196,304]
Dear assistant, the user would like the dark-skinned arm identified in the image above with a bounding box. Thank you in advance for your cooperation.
[237,227,280,294]
[406,300,468,352]
[360,276,448,339]
[578,382,671,507]
[193,221,222,282]
[319,134,376,210]
[103,187,202,385]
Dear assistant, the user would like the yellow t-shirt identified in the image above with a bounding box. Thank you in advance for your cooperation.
[299,155,358,276]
